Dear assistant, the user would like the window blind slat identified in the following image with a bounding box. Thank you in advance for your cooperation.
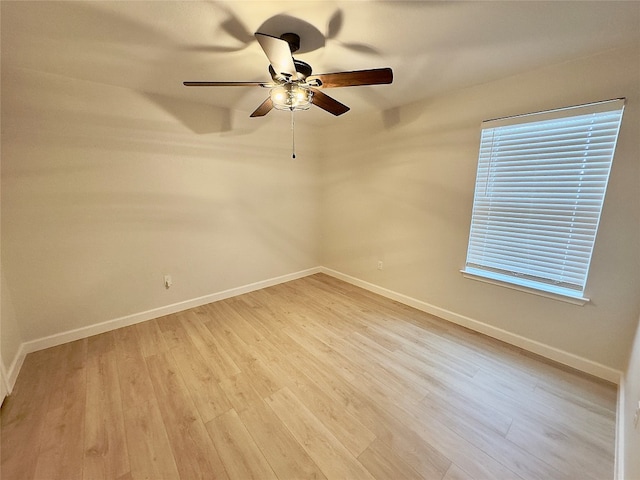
[471,229,597,240]
[483,127,621,145]
[466,256,587,281]
[467,255,591,276]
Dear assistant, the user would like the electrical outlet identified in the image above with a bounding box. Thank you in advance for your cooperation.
[164,274,172,289]
[377,261,383,270]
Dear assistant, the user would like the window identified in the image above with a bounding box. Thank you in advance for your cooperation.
[463,99,625,303]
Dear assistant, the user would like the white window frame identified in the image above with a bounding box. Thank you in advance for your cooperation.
[462,98,625,305]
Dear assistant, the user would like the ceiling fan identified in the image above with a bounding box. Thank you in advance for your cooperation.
[183,32,393,117]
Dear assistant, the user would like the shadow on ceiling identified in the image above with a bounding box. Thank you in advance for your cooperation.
[182,3,379,56]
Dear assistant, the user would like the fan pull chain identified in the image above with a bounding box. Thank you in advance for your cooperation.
[291,108,296,159]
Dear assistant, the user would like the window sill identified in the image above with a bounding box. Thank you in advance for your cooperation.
[460,269,590,306]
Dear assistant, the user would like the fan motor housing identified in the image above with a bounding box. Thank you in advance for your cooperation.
[269,60,312,82]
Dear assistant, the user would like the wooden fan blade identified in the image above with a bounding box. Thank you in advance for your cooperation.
[307,68,393,88]
[183,81,270,87]
[250,97,274,117]
[310,89,350,116]
[255,33,297,79]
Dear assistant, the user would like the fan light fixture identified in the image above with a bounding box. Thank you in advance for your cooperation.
[270,83,313,111]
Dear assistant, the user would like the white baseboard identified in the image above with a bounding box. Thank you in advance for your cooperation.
[4,343,25,396]
[320,267,622,384]
[6,267,321,391]
[4,265,621,394]
[1,360,10,404]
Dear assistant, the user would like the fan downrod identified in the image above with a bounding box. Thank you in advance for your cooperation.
[279,33,301,53]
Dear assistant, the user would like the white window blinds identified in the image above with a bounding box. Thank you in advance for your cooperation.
[464,99,625,300]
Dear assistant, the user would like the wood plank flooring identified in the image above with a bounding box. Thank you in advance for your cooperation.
[1,273,617,480]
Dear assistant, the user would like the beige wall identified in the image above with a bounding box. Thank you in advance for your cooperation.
[321,44,640,371]
[2,43,639,378]
[1,66,321,345]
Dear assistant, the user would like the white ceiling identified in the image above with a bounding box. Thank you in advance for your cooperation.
[2,1,639,126]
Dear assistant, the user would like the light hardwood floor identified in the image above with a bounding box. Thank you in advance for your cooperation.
[1,273,617,480]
